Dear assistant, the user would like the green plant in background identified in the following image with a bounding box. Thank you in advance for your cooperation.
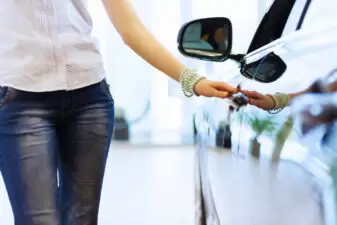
[246,114,277,138]
[329,159,337,220]
[271,116,294,162]
[237,111,278,158]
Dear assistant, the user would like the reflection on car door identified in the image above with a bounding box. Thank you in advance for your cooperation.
[242,0,337,93]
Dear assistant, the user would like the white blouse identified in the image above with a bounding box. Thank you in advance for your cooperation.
[0,0,105,92]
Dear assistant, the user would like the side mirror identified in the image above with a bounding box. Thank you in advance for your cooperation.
[240,52,287,83]
[177,17,233,62]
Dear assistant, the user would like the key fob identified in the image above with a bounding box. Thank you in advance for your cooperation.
[231,92,249,110]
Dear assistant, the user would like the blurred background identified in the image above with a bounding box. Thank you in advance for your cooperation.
[1,0,335,224]
[87,0,304,161]
[88,0,269,144]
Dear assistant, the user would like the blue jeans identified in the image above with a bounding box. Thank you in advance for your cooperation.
[0,80,114,225]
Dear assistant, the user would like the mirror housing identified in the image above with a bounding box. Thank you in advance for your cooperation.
[177,17,233,62]
[240,52,287,83]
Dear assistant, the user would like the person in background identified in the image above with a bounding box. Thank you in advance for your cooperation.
[213,26,229,51]
[199,30,214,49]
[182,22,214,50]
[0,1,237,224]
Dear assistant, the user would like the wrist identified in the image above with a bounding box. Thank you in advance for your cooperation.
[267,93,290,114]
[266,94,277,110]
[180,68,205,97]
[193,77,207,96]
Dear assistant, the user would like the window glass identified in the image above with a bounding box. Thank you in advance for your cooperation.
[247,0,296,53]
[300,0,337,30]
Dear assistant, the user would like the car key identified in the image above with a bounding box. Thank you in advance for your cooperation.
[230,84,249,111]
[227,105,235,122]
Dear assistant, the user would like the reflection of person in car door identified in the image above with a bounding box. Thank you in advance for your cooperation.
[242,78,337,113]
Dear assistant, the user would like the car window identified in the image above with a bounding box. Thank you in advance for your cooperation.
[300,0,337,30]
[241,0,315,83]
[247,0,296,53]
[281,0,311,35]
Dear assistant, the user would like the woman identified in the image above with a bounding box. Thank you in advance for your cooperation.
[0,1,237,224]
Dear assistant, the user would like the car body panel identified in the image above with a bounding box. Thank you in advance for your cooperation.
[185,1,337,225]
[242,23,337,92]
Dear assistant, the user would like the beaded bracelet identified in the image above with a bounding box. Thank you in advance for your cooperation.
[267,93,290,114]
[180,68,206,97]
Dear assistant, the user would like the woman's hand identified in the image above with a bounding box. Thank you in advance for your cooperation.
[194,79,238,98]
[102,1,235,99]
[241,90,275,110]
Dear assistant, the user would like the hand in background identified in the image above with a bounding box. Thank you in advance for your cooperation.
[241,90,275,110]
[194,79,238,98]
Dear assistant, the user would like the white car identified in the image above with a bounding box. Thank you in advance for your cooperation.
[177,0,337,225]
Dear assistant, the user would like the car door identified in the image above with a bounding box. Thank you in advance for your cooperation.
[207,1,337,224]
[216,0,314,92]
[217,0,323,157]
[234,0,337,150]
[240,0,337,94]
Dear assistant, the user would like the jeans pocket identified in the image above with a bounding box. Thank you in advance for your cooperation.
[0,86,16,110]
[101,79,114,104]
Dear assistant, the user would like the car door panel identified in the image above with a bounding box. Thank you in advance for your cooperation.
[247,0,296,53]
[240,23,337,93]
[178,1,337,224]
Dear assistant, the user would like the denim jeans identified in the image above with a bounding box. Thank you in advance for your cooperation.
[0,80,115,225]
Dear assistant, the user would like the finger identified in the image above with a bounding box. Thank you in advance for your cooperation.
[241,90,262,99]
[241,90,256,96]
[248,98,263,107]
[211,90,231,98]
[211,82,237,93]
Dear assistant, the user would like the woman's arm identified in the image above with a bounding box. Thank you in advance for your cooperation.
[287,90,308,101]
[241,88,310,111]
[101,0,237,98]
[102,0,184,81]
